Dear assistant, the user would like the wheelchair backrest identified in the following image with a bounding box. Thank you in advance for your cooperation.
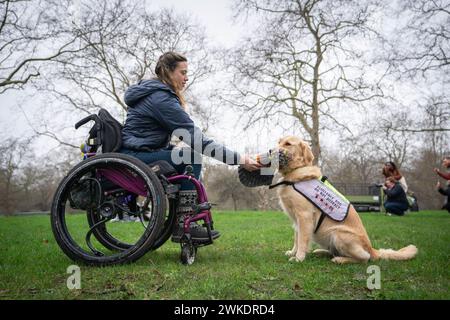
[98,109,123,153]
[76,108,123,153]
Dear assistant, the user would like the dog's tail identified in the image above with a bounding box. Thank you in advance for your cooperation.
[371,245,418,261]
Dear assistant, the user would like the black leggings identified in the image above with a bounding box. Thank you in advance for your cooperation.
[384,201,409,216]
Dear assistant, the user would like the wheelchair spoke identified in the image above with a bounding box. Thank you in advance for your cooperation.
[85,217,110,256]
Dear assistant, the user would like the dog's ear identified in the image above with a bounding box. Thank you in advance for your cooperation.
[301,142,314,166]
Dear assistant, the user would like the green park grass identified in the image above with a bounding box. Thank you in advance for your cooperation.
[0,210,449,300]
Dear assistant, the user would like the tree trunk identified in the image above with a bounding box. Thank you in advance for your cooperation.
[231,194,237,211]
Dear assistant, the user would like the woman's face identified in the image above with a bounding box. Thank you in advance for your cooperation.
[385,180,395,188]
[170,61,188,91]
[443,158,450,168]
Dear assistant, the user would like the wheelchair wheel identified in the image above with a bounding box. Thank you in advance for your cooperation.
[87,198,178,252]
[84,164,179,253]
[87,196,176,251]
[50,153,166,266]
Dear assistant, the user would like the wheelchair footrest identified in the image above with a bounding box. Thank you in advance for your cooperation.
[171,231,220,244]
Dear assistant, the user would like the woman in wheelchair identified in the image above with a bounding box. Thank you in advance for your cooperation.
[119,52,260,243]
[50,52,260,266]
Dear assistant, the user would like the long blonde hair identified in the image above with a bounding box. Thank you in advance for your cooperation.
[155,52,187,108]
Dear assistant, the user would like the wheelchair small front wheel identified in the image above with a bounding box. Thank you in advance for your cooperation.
[180,243,197,265]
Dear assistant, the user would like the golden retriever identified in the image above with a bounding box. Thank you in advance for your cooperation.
[274,136,418,264]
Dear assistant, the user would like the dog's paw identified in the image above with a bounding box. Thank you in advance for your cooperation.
[285,250,296,257]
[289,253,306,262]
[331,257,350,264]
[331,257,341,264]
[312,249,332,256]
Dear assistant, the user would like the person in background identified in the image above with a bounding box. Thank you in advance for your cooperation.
[433,156,450,180]
[383,176,409,216]
[434,156,450,213]
[382,161,408,193]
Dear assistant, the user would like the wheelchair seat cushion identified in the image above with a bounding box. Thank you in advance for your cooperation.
[149,160,177,177]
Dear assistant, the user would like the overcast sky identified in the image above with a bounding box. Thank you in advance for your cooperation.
[0,0,288,157]
[145,0,326,154]
[0,0,245,150]
[149,0,242,48]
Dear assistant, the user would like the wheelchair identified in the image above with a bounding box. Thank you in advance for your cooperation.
[50,109,217,266]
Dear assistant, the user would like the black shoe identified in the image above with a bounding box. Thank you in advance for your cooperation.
[171,222,220,243]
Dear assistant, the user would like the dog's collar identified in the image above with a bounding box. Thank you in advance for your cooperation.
[268,180,295,189]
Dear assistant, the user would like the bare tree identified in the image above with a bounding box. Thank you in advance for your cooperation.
[205,165,248,211]
[331,141,381,183]
[27,0,214,149]
[406,148,448,210]
[346,107,413,169]
[384,97,449,131]
[0,0,88,93]
[254,187,280,211]
[0,138,30,214]
[0,136,80,214]
[389,0,450,78]
[379,97,450,159]
[224,0,386,163]
[204,163,265,211]
[203,162,281,211]
[14,163,52,212]
[377,0,450,145]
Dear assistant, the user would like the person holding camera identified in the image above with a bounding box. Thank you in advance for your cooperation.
[383,177,409,216]
[434,156,450,213]
[382,161,408,193]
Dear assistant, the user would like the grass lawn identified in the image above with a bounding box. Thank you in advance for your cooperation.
[0,210,449,300]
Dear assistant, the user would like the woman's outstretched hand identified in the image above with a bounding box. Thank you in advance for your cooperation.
[240,154,262,172]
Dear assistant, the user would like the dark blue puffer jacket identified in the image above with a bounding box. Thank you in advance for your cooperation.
[121,79,240,165]
[384,183,409,206]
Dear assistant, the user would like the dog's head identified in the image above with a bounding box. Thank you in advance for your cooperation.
[276,136,314,173]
